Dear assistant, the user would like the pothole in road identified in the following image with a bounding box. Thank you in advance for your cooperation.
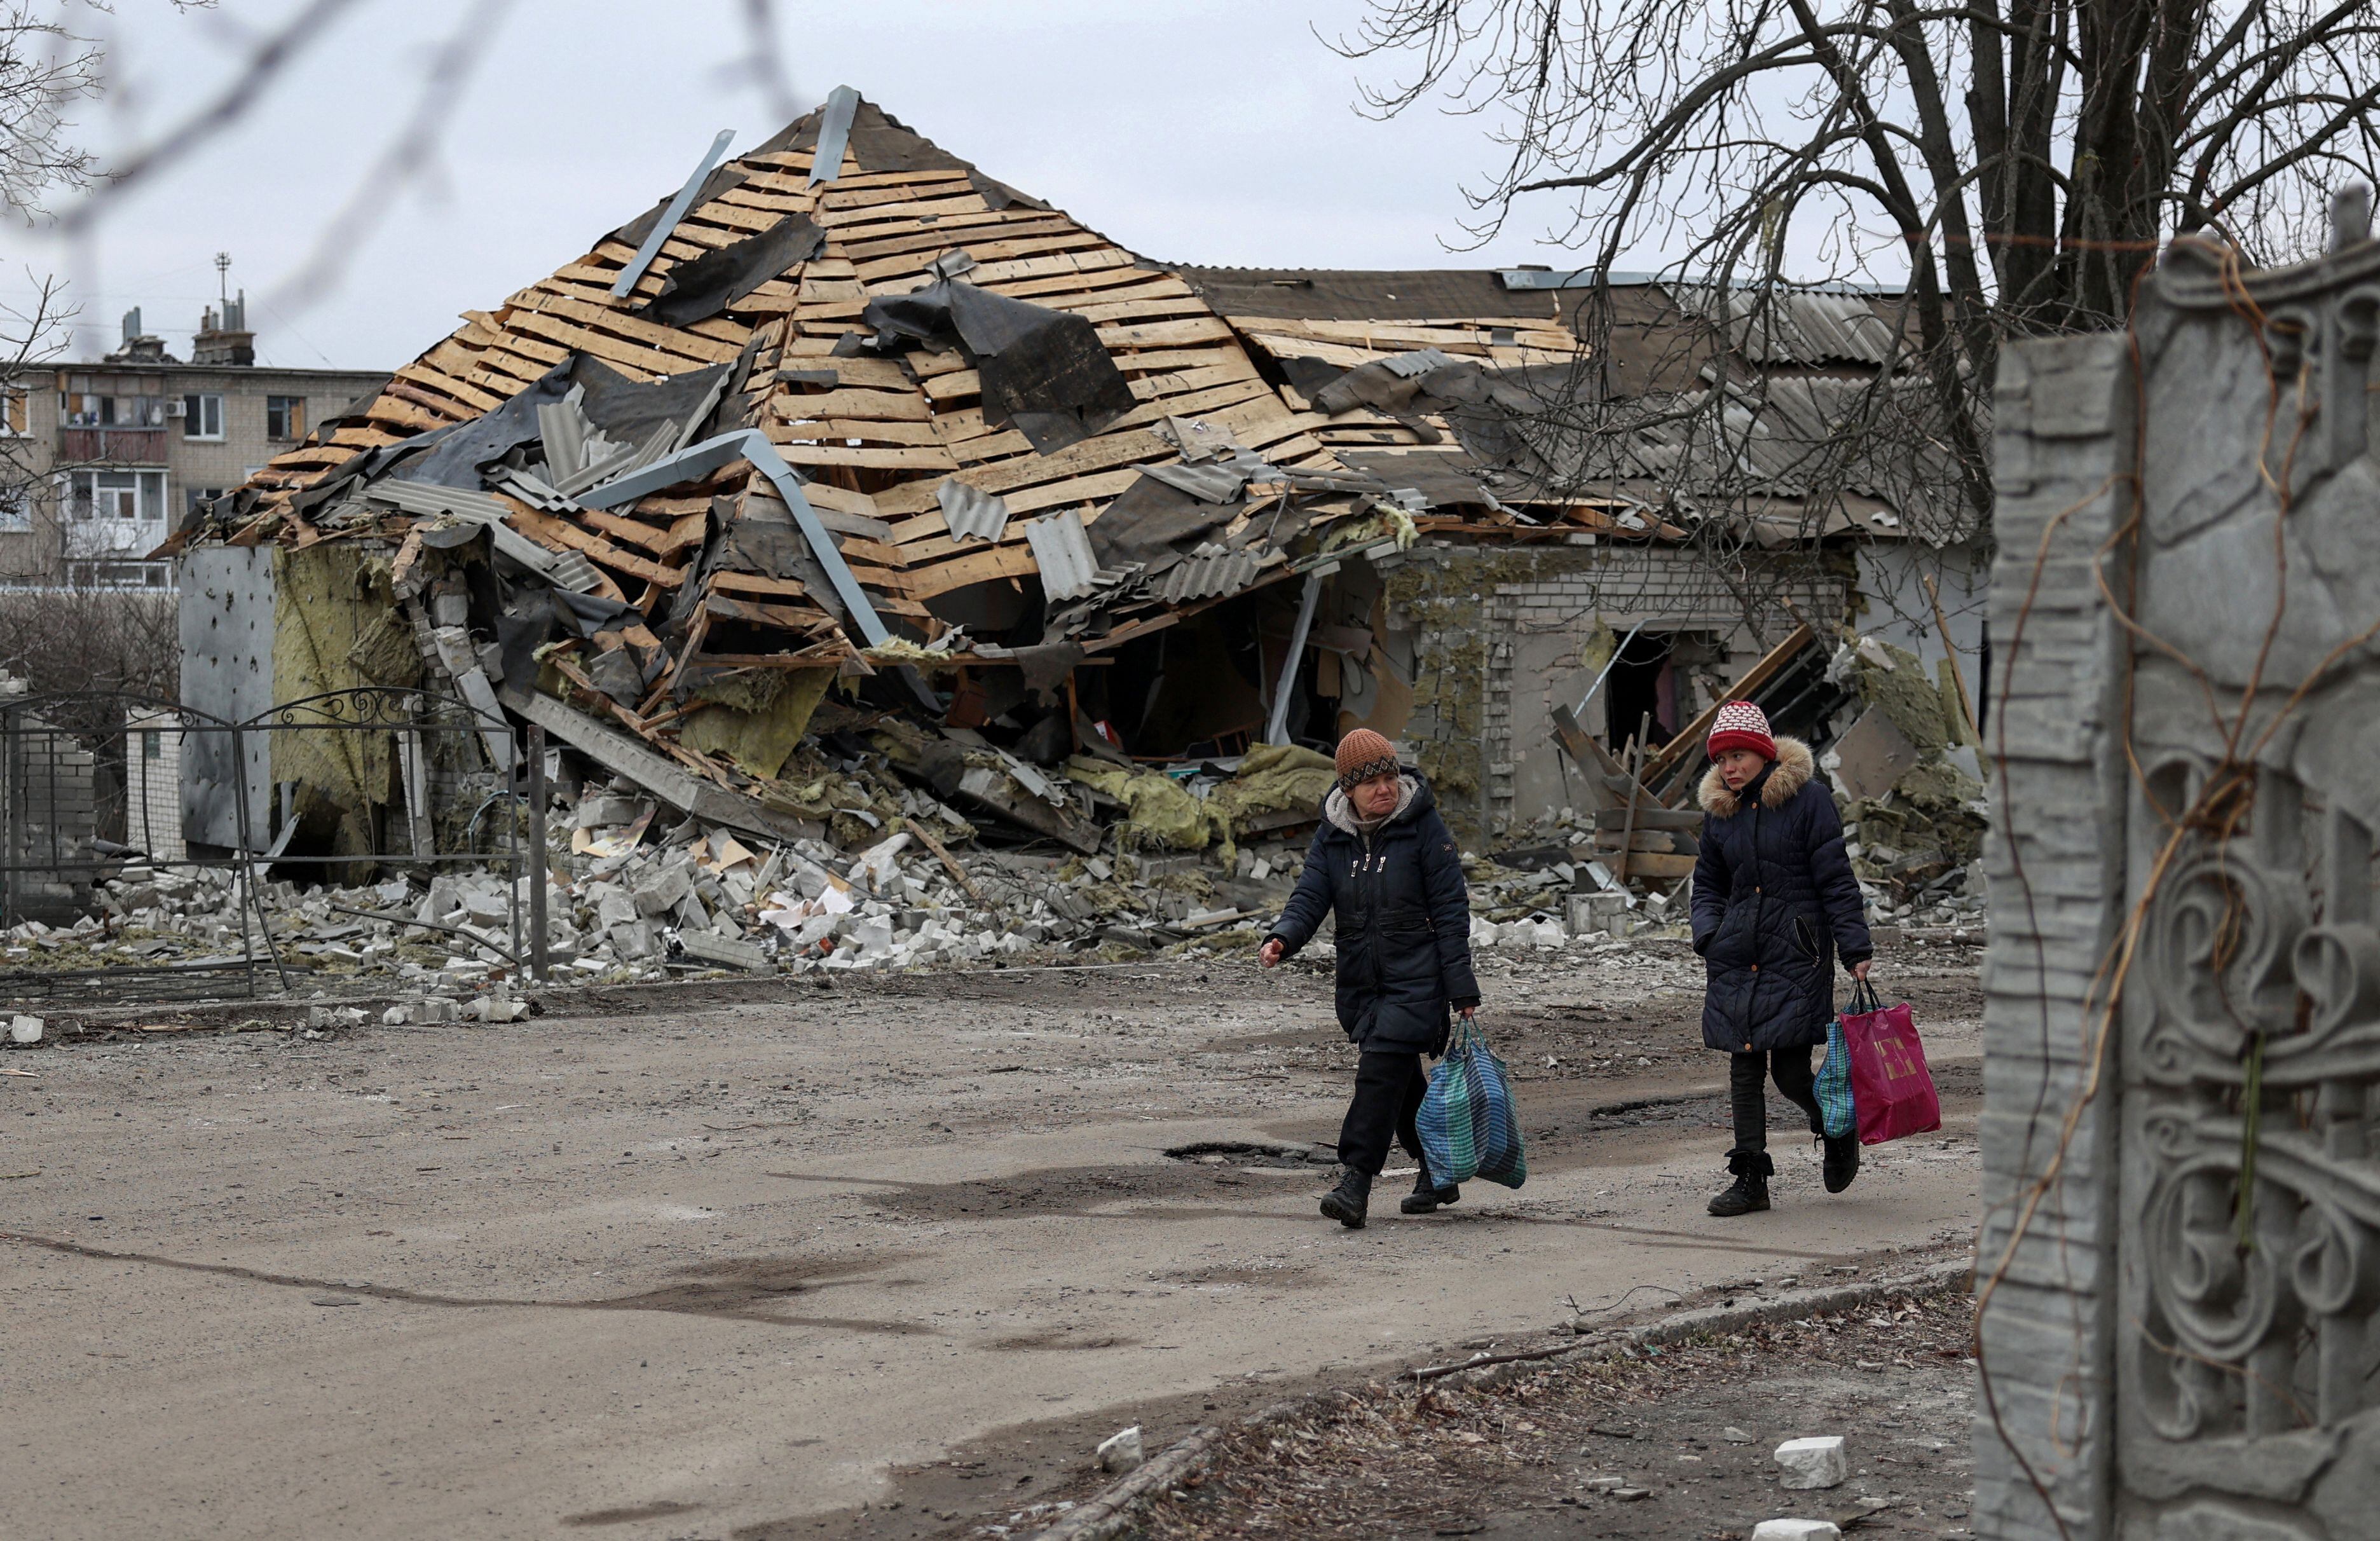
[1163,1140,1334,1169]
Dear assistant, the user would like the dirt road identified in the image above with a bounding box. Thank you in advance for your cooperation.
[1,939,1984,1540]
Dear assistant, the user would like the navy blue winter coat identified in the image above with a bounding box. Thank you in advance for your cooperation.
[1267,773,1481,1053]
[1690,737,1873,1053]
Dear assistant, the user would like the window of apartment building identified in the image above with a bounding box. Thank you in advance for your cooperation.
[181,392,226,440]
[0,481,30,532]
[59,374,167,427]
[266,395,305,441]
[65,469,167,523]
[0,389,24,436]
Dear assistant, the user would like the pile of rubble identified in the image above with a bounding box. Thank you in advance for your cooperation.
[1822,636,1988,934]
[51,757,1704,1000]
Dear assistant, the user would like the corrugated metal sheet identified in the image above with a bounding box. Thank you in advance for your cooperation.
[1554,373,1967,528]
[936,478,1011,543]
[1668,287,1903,366]
[359,481,606,594]
[1022,510,1102,600]
[1155,543,1264,603]
[1139,461,1245,503]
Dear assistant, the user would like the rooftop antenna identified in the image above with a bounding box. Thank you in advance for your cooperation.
[214,252,232,304]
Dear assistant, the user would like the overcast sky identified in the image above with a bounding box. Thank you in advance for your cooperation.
[0,0,1665,371]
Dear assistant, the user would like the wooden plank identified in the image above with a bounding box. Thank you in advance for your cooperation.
[762,435,959,472]
[853,231,1108,286]
[711,570,811,601]
[1638,624,1815,790]
[503,310,678,379]
[985,259,1176,303]
[578,507,707,558]
[836,212,1084,264]
[903,540,1042,598]
[704,593,838,633]
[767,387,931,422]
[795,481,882,519]
[1094,316,1238,350]
[523,289,745,362]
[391,362,505,414]
[770,415,946,446]
[763,352,913,388]
[507,507,687,589]
[965,247,1136,288]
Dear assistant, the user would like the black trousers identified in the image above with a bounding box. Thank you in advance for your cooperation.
[1726,1046,1823,1175]
[1339,1050,1430,1179]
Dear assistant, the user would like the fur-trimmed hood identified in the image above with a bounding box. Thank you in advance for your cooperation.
[1697,736,1816,817]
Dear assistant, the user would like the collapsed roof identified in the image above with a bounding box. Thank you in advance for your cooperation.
[181,92,1624,680]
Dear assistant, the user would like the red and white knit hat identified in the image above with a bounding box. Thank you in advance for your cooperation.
[1706,700,1777,762]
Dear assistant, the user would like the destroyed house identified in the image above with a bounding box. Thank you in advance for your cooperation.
[174,90,1965,868]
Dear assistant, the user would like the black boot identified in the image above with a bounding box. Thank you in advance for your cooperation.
[1707,1155,1772,1217]
[1400,1166,1461,1215]
[1822,1130,1861,1193]
[1320,1170,1372,1228]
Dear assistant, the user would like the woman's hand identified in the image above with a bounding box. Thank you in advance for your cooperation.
[1851,958,1873,982]
[1458,1006,1477,1021]
[1258,938,1285,968]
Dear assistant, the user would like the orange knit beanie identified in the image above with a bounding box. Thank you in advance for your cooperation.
[1334,728,1400,789]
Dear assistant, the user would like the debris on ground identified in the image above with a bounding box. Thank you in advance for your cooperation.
[1123,1285,1978,1541]
[2,90,1985,999]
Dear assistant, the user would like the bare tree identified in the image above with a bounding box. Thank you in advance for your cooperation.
[0,2,97,222]
[0,6,97,566]
[1333,0,2380,544]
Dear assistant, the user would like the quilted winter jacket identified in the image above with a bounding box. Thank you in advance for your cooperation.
[1690,738,1873,1053]
[1266,774,1481,1053]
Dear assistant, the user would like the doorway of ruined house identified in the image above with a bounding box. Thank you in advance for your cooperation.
[1602,628,1678,755]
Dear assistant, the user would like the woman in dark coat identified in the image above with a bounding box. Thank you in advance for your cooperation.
[1690,701,1873,1217]
[1261,728,1479,1229]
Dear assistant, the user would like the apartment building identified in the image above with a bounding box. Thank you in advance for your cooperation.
[0,300,385,587]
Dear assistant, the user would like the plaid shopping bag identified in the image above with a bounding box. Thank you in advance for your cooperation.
[1813,1020,1857,1139]
[1416,1016,1528,1189]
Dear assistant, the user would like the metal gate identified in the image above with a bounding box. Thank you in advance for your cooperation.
[0,687,549,1004]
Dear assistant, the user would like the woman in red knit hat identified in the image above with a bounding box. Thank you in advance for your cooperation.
[1690,701,1873,1217]
[1259,728,1480,1228]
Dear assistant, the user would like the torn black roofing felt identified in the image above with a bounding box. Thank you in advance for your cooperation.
[859,278,1136,455]
[390,359,577,488]
[570,355,737,448]
[1087,474,1245,577]
[637,212,827,328]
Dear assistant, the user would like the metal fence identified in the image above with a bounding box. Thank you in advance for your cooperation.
[0,687,550,1004]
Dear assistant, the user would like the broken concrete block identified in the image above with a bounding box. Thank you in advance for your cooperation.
[1095,1425,1144,1473]
[609,921,660,960]
[1750,1521,1840,1541]
[1774,1435,1847,1490]
[679,930,770,971]
[848,831,913,893]
[8,1014,43,1044]
[631,862,692,915]
[381,1006,407,1026]
[596,892,640,930]
[406,998,461,1025]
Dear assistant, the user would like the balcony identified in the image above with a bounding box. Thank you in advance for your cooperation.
[58,426,169,464]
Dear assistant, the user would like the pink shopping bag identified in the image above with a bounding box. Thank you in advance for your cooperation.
[1839,981,1941,1145]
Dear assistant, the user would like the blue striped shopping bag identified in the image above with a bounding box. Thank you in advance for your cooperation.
[1814,1019,1857,1139]
[1416,1016,1528,1189]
